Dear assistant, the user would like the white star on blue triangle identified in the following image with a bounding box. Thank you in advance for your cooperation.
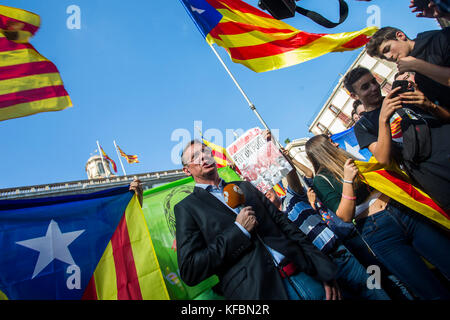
[16,220,85,279]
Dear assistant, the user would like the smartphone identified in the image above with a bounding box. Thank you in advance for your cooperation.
[392,80,410,94]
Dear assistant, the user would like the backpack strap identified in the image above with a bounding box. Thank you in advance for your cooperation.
[357,115,376,135]
[295,0,349,28]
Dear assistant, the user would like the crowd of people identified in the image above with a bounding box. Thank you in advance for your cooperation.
[167,4,450,301]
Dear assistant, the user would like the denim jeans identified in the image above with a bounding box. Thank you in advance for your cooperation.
[331,244,390,300]
[343,230,414,300]
[355,204,450,300]
[282,272,326,300]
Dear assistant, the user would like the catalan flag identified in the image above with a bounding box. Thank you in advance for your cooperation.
[202,138,235,169]
[0,5,72,121]
[356,158,450,230]
[273,182,286,197]
[0,187,169,300]
[99,145,118,173]
[117,144,139,164]
[331,128,449,230]
[179,0,378,72]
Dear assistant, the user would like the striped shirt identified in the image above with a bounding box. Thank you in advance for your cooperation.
[281,187,338,254]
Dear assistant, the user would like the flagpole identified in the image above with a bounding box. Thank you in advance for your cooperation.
[207,43,308,188]
[113,140,127,176]
[96,140,110,178]
[208,44,272,134]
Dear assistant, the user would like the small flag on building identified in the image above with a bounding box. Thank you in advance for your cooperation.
[99,145,118,173]
[117,144,139,164]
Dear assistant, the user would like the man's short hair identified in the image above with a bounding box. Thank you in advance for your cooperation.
[352,99,362,113]
[343,67,371,94]
[180,139,204,167]
[366,26,404,58]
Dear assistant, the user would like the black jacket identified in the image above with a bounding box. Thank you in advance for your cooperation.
[174,180,337,300]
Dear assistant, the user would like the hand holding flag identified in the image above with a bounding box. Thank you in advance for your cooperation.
[331,127,449,230]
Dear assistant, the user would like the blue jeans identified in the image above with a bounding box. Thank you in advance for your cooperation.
[331,244,390,300]
[355,204,450,300]
[282,272,326,300]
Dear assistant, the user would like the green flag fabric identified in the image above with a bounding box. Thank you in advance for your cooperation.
[141,167,241,300]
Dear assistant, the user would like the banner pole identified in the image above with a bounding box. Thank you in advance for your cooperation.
[113,140,127,176]
[207,43,308,188]
[208,43,272,133]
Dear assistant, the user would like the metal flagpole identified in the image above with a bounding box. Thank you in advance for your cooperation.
[207,43,309,188]
[208,44,272,133]
[113,140,127,176]
[96,140,110,178]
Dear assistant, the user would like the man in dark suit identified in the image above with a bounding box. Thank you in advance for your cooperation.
[174,140,340,300]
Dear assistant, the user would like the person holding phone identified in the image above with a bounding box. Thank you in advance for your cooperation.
[305,134,450,300]
[365,26,450,111]
[394,72,450,122]
[344,66,450,211]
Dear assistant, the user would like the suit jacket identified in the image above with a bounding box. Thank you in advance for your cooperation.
[174,180,337,300]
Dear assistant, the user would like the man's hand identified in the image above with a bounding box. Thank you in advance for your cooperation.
[399,86,434,111]
[379,87,402,123]
[129,179,143,207]
[280,147,291,159]
[323,280,342,300]
[410,0,442,18]
[261,129,272,142]
[236,206,258,233]
[397,56,420,73]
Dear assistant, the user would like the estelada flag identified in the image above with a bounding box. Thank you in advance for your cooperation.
[179,0,377,72]
[99,145,118,173]
[356,157,450,230]
[0,5,72,121]
[0,187,169,300]
[117,144,139,164]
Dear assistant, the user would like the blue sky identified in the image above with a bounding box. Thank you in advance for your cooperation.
[0,0,438,189]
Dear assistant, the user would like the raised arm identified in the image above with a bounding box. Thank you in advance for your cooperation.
[398,56,450,87]
[369,87,402,166]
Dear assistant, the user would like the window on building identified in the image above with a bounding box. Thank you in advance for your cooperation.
[328,104,352,129]
[316,123,330,136]
[317,122,326,133]
[97,162,105,175]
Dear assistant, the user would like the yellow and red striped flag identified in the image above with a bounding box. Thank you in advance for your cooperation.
[0,5,72,121]
[202,138,235,169]
[117,144,139,164]
[356,157,450,230]
[99,145,118,173]
[273,182,286,197]
[82,194,170,300]
[180,0,378,72]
